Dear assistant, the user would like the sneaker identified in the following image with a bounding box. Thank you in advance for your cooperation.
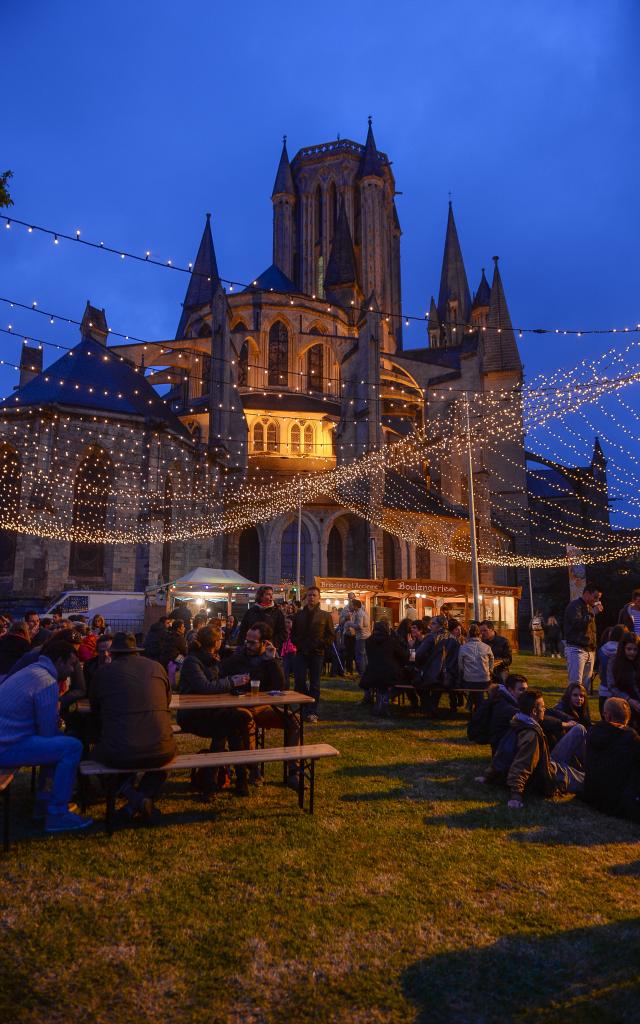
[307,714,319,724]
[33,800,78,821]
[44,810,93,833]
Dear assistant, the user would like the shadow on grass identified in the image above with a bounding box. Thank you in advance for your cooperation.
[402,919,640,1024]
[609,860,640,876]
[336,759,494,805]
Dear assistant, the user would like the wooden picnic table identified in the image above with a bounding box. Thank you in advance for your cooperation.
[75,692,314,713]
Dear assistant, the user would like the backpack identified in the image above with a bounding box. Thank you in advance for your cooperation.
[467,697,493,744]
[490,729,519,778]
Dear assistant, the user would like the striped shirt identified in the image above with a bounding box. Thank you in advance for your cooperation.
[0,657,60,751]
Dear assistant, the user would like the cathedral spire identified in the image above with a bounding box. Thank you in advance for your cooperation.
[176,214,221,339]
[272,136,295,197]
[427,296,441,347]
[437,201,472,337]
[358,116,384,179]
[472,267,491,310]
[481,256,522,374]
[325,198,361,306]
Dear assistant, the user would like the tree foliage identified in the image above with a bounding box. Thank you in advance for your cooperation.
[0,171,14,209]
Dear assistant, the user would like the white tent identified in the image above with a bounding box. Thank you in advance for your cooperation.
[169,568,258,591]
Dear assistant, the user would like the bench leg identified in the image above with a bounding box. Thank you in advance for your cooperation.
[3,785,10,853]
[78,771,88,814]
[105,776,116,836]
[309,759,315,815]
[298,759,305,810]
[30,766,37,794]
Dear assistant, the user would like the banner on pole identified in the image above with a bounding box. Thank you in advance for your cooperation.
[566,544,586,601]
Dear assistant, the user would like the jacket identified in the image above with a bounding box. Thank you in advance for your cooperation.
[158,630,188,668]
[598,641,619,699]
[143,621,169,661]
[352,608,371,640]
[291,606,335,657]
[584,721,640,819]
[563,597,597,651]
[0,634,31,677]
[90,653,176,768]
[458,638,494,684]
[176,650,236,737]
[0,656,60,750]
[550,697,592,729]
[360,634,408,691]
[504,715,557,798]
[415,631,459,687]
[608,656,640,704]
[485,633,512,669]
[618,603,640,633]
[238,604,286,650]
[219,647,286,691]
[489,685,519,751]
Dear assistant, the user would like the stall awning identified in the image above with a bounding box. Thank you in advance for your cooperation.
[169,568,259,592]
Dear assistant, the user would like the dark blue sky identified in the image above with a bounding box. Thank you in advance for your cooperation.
[2,1,639,406]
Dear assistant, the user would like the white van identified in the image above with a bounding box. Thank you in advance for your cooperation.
[45,591,145,632]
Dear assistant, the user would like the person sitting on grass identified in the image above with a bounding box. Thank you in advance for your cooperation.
[583,697,640,822]
[608,635,640,728]
[177,626,252,797]
[477,688,586,808]
[549,683,592,730]
[0,637,93,833]
[488,673,529,752]
[359,619,409,715]
[90,632,176,824]
[597,625,629,716]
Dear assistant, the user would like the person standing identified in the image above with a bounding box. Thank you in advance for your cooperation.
[543,615,562,658]
[351,599,371,677]
[291,587,335,723]
[618,589,640,635]
[90,632,176,823]
[238,585,286,651]
[563,583,602,690]
[530,611,545,657]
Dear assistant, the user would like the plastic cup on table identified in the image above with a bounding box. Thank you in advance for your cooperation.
[250,679,260,696]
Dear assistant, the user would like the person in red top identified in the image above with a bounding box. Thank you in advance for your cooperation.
[280,616,297,689]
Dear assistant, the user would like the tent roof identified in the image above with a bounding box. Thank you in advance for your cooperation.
[169,568,259,591]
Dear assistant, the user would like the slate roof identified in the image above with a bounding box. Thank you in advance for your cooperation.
[176,215,220,339]
[481,258,522,374]
[272,139,295,197]
[437,203,472,328]
[1,335,192,440]
[383,469,468,518]
[241,392,340,415]
[243,264,300,294]
[527,468,576,499]
[325,199,359,288]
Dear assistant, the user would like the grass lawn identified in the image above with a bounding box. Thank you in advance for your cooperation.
[1,655,639,1024]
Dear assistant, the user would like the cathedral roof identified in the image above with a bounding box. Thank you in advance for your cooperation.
[2,335,191,440]
[176,215,220,339]
[437,202,472,327]
[272,138,295,197]
[325,199,359,289]
[358,119,385,179]
[243,263,300,294]
[481,257,522,374]
[383,469,468,518]
[471,268,491,309]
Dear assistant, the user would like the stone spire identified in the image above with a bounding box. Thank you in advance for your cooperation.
[358,117,384,179]
[271,136,295,197]
[427,296,441,347]
[437,202,472,342]
[481,257,522,374]
[325,199,359,291]
[80,301,109,345]
[472,267,491,310]
[176,214,220,339]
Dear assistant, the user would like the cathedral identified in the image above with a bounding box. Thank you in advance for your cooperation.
[0,121,535,637]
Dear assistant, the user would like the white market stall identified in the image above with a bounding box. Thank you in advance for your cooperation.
[166,567,261,618]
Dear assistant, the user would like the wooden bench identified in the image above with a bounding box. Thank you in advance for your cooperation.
[79,743,339,833]
[1,771,15,853]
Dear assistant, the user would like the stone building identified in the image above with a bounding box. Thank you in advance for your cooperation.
[0,122,531,613]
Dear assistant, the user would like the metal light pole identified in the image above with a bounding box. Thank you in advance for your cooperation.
[464,394,481,621]
[527,565,535,620]
[295,491,302,599]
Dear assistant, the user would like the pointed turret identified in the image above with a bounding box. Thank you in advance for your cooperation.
[427,297,441,348]
[481,257,522,374]
[592,436,606,465]
[358,117,384,179]
[437,202,472,342]
[472,268,491,310]
[325,198,360,303]
[176,214,220,339]
[80,301,108,345]
[271,137,295,197]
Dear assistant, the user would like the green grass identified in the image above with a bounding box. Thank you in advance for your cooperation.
[1,655,639,1024]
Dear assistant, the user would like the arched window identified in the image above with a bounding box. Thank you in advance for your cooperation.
[162,473,173,583]
[0,443,21,576]
[315,185,323,245]
[327,525,343,577]
[200,355,211,397]
[303,424,314,454]
[281,520,312,585]
[307,343,323,393]
[267,422,278,452]
[238,341,249,387]
[239,527,260,580]
[383,531,397,579]
[268,321,288,386]
[291,424,301,454]
[328,182,338,242]
[253,422,264,452]
[69,445,114,581]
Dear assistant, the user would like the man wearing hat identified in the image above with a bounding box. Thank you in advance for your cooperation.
[90,632,176,823]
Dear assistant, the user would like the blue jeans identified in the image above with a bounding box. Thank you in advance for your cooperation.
[282,652,296,689]
[355,637,368,675]
[294,653,324,716]
[0,734,83,815]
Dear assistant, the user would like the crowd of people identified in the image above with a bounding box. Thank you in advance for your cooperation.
[0,580,639,837]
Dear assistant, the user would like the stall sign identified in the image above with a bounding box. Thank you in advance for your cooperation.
[477,585,522,597]
[315,577,386,593]
[384,579,467,597]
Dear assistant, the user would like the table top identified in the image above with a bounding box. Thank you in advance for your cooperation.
[76,691,314,713]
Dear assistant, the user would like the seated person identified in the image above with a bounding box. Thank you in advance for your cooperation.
[220,622,300,787]
[359,620,409,715]
[0,620,32,680]
[583,697,640,822]
[608,635,640,728]
[479,620,513,682]
[458,624,494,710]
[90,632,176,823]
[479,689,586,808]
[597,625,628,716]
[158,620,188,670]
[414,616,459,715]
[143,616,171,661]
[549,683,592,729]
[0,638,93,832]
[177,626,253,796]
[488,673,529,752]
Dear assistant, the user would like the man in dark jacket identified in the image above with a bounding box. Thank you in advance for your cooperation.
[618,589,640,635]
[489,673,528,752]
[90,632,176,822]
[479,621,512,682]
[563,583,602,690]
[584,697,640,821]
[414,616,459,715]
[238,586,286,651]
[291,587,335,722]
[143,616,171,661]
